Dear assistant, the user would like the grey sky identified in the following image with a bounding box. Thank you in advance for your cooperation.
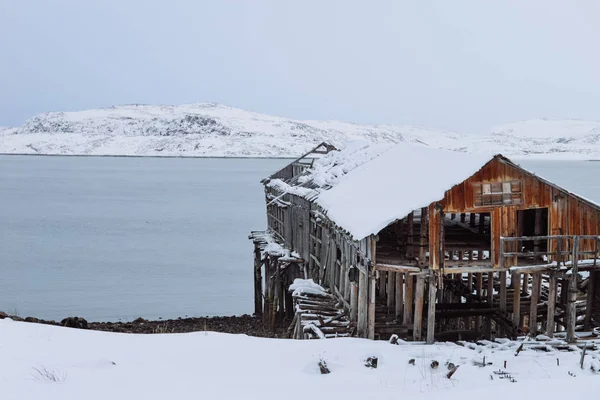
[1,0,599,133]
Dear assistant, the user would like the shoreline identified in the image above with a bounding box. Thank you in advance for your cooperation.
[0,152,295,160]
[0,312,285,338]
[1,152,598,162]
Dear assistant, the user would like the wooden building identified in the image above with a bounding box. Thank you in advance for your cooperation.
[250,142,600,342]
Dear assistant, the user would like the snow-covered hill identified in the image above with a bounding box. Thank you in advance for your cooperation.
[1,103,600,158]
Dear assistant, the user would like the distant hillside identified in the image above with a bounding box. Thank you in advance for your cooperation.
[1,103,599,158]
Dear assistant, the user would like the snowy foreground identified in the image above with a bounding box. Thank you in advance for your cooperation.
[1,319,599,399]
[2,103,600,158]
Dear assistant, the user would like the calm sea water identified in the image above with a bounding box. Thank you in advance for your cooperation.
[1,156,599,322]
[0,156,287,321]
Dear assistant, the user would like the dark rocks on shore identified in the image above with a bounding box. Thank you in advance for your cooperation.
[0,312,283,338]
[61,317,89,329]
[89,315,278,337]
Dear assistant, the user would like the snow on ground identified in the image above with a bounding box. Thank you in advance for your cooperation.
[1,319,598,400]
[2,104,600,158]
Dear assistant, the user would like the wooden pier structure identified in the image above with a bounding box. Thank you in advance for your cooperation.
[250,142,600,342]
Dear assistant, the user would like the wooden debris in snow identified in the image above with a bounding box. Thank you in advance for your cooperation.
[318,359,330,374]
[514,343,524,356]
[365,357,378,369]
[288,279,352,339]
[447,365,459,379]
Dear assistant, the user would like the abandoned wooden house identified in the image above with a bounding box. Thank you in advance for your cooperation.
[250,141,600,342]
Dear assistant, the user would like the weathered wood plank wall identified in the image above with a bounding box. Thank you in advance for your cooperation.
[436,157,600,268]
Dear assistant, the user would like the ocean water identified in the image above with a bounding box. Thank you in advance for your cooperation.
[0,155,287,321]
[1,156,599,322]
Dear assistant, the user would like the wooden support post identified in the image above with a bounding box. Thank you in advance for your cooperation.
[589,238,600,329]
[469,213,476,227]
[395,272,403,320]
[378,270,385,299]
[530,273,541,336]
[462,316,470,331]
[584,271,597,329]
[512,272,521,330]
[279,264,286,321]
[407,212,414,259]
[476,272,483,330]
[275,260,284,328]
[340,252,347,300]
[387,271,394,311]
[426,273,437,344]
[560,278,568,306]
[522,273,529,296]
[546,273,557,337]
[350,282,358,322]
[419,207,428,267]
[439,207,445,272]
[284,276,294,321]
[479,213,486,233]
[253,248,263,316]
[368,270,376,340]
[487,272,494,306]
[468,273,473,293]
[404,274,414,325]
[534,209,544,260]
[413,276,425,341]
[567,237,579,343]
[476,273,483,297]
[482,316,491,339]
[561,278,570,313]
[499,237,505,270]
[499,271,507,313]
[263,257,272,326]
[357,270,368,337]
[556,237,563,266]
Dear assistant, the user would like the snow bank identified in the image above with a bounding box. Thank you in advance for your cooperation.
[0,319,599,400]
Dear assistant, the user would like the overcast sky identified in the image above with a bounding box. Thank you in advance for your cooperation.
[1,1,599,133]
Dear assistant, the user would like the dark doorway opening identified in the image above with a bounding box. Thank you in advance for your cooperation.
[517,208,548,256]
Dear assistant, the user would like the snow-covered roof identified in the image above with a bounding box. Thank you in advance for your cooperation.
[316,143,494,239]
[266,141,493,240]
[266,141,600,241]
